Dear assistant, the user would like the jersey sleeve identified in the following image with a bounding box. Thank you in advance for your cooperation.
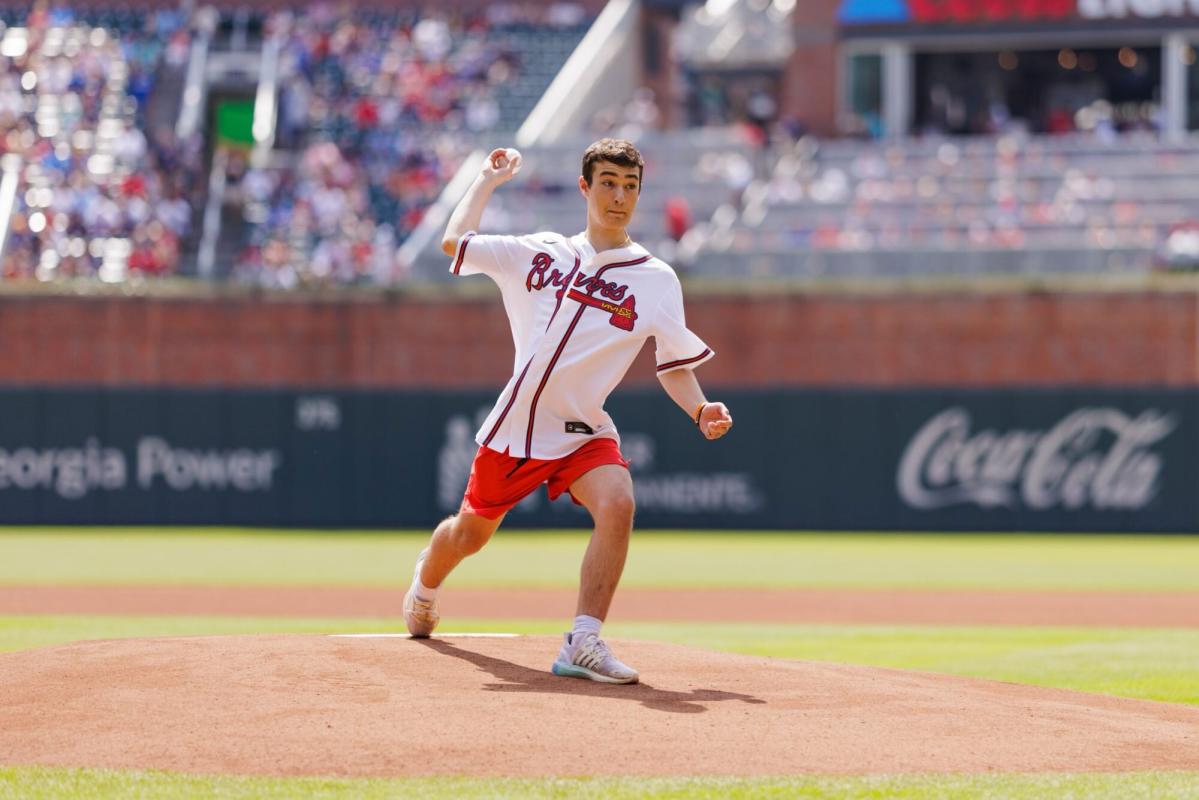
[449,231,537,281]
[652,273,715,374]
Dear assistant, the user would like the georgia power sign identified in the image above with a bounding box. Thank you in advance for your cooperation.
[0,437,280,501]
[897,407,1175,512]
[839,0,1199,25]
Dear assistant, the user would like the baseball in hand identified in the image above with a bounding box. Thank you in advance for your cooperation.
[493,148,521,171]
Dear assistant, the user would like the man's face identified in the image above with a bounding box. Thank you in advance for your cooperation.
[580,160,641,231]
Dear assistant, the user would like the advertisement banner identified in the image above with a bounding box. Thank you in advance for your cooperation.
[839,0,1199,28]
[0,387,1192,531]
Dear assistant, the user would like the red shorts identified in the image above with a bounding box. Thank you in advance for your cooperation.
[460,438,629,520]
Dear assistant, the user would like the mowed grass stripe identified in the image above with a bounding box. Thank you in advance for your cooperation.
[1,529,1197,590]
[4,766,1199,800]
[1,616,1197,706]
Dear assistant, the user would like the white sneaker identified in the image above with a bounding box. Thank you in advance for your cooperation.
[402,548,439,638]
[551,632,639,684]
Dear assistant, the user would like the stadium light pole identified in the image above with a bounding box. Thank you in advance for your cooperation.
[1163,33,1189,139]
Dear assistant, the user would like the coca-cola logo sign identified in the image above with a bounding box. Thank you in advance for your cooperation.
[898,407,1175,511]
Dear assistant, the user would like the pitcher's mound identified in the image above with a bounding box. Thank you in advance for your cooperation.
[1,634,1197,778]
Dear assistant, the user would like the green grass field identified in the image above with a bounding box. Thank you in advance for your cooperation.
[3,528,1197,589]
[4,766,1199,800]
[1,528,1197,799]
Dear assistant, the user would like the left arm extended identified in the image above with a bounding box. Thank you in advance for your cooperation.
[656,368,733,440]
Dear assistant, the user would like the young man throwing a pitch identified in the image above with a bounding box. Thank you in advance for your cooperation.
[403,139,733,684]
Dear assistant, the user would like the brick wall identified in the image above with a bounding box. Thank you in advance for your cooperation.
[783,0,840,135]
[1,290,1194,388]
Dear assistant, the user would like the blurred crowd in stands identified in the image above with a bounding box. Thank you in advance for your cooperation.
[233,141,397,287]
[233,2,588,287]
[3,2,1199,286]
[694,130,1199,279]
[0,1,202,281]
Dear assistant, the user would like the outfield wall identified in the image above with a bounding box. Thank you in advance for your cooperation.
[0,289,1194,388]
[1,387,1191,531]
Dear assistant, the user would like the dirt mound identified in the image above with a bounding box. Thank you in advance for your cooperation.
[2,634,1197,777]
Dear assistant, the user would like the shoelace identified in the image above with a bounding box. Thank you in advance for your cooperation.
[408,594,437,621]
[574,636,614,670]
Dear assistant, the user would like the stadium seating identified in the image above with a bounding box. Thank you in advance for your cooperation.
[0,3,199,281]
[407,127,758,278]
[6,3,1199,286]
[408,123,1199,282]
[685,132,1199,280]
[232,4,592,287]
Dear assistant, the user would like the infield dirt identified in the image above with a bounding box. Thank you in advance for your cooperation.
[2,633,1198,777]
[2,585,1198,626]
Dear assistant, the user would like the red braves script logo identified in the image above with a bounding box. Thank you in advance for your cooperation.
[526,252,637,330]
[525,253,560,292]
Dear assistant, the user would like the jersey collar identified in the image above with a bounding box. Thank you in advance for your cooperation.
[571,233,652,269]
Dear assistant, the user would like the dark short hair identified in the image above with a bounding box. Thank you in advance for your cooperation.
[581,138,644,186]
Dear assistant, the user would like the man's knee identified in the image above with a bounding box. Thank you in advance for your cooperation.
[448,513,495,555]
[592,489,635,531]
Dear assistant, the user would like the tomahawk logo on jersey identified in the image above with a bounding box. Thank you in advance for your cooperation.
[451,230,714,460]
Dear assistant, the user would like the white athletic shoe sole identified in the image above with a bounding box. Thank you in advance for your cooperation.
[550,659,639,684]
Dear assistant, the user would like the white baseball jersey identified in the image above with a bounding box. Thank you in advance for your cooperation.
[450,230,714,460]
